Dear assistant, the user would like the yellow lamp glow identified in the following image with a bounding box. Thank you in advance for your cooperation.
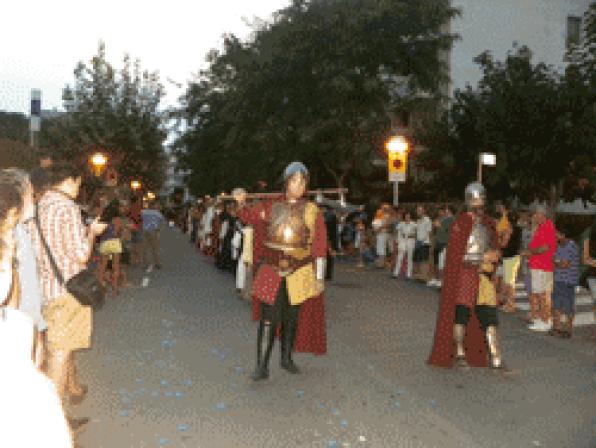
[130,180,142,190]
[386,135,409,154]
[90,152,108,176]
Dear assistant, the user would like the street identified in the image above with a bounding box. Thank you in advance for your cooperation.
[75,228,596,448]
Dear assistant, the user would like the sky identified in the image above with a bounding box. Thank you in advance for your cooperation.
[0,0,290,115]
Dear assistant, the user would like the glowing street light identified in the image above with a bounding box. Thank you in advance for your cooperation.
[90,152,107,177]
[385,135,409,207]
[147,191,156,200]
[386,135,409,154]
[130,180,142,191]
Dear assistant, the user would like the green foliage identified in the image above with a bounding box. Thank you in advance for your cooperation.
[417,40,596,204]
[0,112,28,143]
[40,42,167,191]
[175,0,458,197]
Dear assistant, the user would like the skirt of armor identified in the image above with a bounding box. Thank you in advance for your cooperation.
[261,278,300,324]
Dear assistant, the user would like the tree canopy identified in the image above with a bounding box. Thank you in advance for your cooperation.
[40,42,167,191]
[175,0,458,199]
[416,7,596,205]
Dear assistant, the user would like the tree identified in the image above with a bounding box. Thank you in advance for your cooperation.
[175,0,459,198]
[40,42,167,191]
[0,112,28,143]
[417,44,593,206]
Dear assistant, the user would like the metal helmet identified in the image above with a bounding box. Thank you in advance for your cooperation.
[464,182,486,208]
[283,161,309,182]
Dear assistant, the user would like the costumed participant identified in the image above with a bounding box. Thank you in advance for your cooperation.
[200,198,215,255]
[372,204,391,268]
[323,205,338,280]
[216,202,236,272]
[428,182,511,373]
[234,162,327,381]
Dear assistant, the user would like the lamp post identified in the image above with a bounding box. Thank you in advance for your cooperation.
[90,152,108,177]
[478,152,496,183]
[386,135,409,207]
[130,180,142,191]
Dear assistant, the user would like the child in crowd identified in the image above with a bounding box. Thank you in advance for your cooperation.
[550,224,580,338]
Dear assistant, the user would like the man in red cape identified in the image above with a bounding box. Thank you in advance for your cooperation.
[235,161,327,381]
[428,182,508,371]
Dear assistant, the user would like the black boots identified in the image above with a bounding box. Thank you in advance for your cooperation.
[251,321,275,381]
[281,320,300,374]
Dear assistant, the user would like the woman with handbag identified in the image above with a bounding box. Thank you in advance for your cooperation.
[0,171,73,447]
[30,162,107,419]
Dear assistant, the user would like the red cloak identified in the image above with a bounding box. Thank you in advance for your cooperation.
[427,212,496,368]
[239,199,328,355]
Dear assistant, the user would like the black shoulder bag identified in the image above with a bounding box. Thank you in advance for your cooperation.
[35,207,105,310]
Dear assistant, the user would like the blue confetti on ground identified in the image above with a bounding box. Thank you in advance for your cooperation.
[430,399,437,406]
[340,419,348,429]
[177,424,189,432]
[135,378,144,384]
[296,389,305,397]
[216,402,227,411]
[185,380,193,387]
[119,410,130,417]
[158,437,171,446]
[331,408,340,416]
[318,402,327,409]
[327,440,338,448]
[394,401,401,408]
[175,391,184,398]
[235,366,244,373]
[160,380,169,387]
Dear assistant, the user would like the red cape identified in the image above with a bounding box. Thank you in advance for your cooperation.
[239,199,327,356]
[252,293,327,355]
[427,212,495,368]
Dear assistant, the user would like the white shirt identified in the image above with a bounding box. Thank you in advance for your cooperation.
[397,221,417,243]
[416,216,432,244]
[0,308,72,448]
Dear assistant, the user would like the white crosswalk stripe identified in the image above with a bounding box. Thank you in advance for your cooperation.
[514,282,594,326]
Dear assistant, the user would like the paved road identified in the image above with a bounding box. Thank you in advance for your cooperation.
[75,229,595,448]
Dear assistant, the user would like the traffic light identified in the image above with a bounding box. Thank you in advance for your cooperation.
[387,146,407,182]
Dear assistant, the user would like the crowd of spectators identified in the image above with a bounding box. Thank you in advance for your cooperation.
[0,159,167,447]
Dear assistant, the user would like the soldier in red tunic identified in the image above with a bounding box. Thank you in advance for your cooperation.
[428,182,512,373]
[235,162,328,381]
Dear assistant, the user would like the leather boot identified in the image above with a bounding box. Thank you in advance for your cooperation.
[453,324,470,370]
[251,321,275,381]
[280,320,300,374]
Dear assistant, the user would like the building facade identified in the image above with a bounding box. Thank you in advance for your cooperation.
[447,0,592,98]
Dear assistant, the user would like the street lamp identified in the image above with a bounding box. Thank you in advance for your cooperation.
[147,191,156,200]
[478,152,496,183]
[386,135,409,207]
[90,152,107,177]
[130,180,142,191]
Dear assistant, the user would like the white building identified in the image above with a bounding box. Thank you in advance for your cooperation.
[446,0,592,98]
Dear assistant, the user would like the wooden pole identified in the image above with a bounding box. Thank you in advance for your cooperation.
[216,188,348,200]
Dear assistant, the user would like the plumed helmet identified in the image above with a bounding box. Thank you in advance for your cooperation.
[283,161,309,182]
[464,182,486,208]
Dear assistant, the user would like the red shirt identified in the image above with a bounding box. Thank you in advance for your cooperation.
[528,219,556,272]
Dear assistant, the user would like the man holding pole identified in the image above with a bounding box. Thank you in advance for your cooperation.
[234,162,328,381]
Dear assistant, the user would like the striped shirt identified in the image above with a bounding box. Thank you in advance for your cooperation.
[554,240,579,285]
[30,190,90,304]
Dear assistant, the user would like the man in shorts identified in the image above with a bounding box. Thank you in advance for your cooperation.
[522,205,557,332]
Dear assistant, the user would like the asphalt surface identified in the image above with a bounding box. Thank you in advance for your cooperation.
[75,228,596,448]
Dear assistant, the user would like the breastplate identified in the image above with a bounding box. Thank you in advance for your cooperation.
[264,201,308,251]
[464,220,489,265]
